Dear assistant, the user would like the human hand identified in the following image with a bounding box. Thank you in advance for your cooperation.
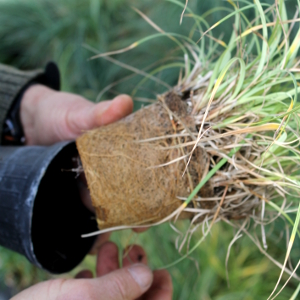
[11,242,172,300]
[20,82,133,232]
[20,84,145,253]
[20,84,133,145]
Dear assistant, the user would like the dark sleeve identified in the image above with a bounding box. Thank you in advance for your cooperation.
[0,142,98,274]
[0,62,60,145]
[0,64,43,139]
[0,64,98,274]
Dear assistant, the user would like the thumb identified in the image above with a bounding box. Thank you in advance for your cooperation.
[11,264,153,300]
[94,263,153,300]
[93,94,133,127]
[66,94,133,137]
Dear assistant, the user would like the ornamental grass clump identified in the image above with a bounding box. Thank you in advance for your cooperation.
[77,0,300,293]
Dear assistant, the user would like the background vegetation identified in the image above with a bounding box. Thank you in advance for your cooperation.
[0,0,300,299]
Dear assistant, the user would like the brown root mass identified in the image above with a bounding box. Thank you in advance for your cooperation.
[76,91,214,229]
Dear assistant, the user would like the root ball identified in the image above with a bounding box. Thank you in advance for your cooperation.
[76,91,213,229]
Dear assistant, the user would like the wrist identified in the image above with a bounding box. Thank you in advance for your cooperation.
[20,84,56,145]
[21,84,55,110]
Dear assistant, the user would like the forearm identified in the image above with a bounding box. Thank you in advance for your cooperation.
[20,84,58,145]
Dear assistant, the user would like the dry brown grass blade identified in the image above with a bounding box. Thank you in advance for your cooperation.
[180,0,189,24]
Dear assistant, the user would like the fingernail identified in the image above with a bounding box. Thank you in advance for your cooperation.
[128,264,152,290]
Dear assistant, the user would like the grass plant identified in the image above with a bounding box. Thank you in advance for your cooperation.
[1,0,300,299]
[82,0,300,298]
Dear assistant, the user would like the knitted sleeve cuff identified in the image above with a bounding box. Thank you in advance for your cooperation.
[0,62,60,142]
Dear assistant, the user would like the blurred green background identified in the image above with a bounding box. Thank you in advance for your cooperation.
[0,0,300,299]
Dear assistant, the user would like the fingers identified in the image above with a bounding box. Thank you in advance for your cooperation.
[72,264,154,300]
[78,243,147,278]
[96,242,119,277]
[93,264,153,300]
[141,270,173,300]
[12,265,153,300]
[76,176,94,212]
[133,227,149,233]
[89,232,111,255]
[121,246,173,300]
[96,242,149,277]
[75,244,148,279]
[75,270,93,279]
[12,241,172,300]
[122,245,147,267]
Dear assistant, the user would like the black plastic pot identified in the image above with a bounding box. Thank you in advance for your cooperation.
[0,142,97,274]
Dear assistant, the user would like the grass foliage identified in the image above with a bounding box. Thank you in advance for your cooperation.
[86,1,300,298]
[1,0,300,299]
[0,0,200,101]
